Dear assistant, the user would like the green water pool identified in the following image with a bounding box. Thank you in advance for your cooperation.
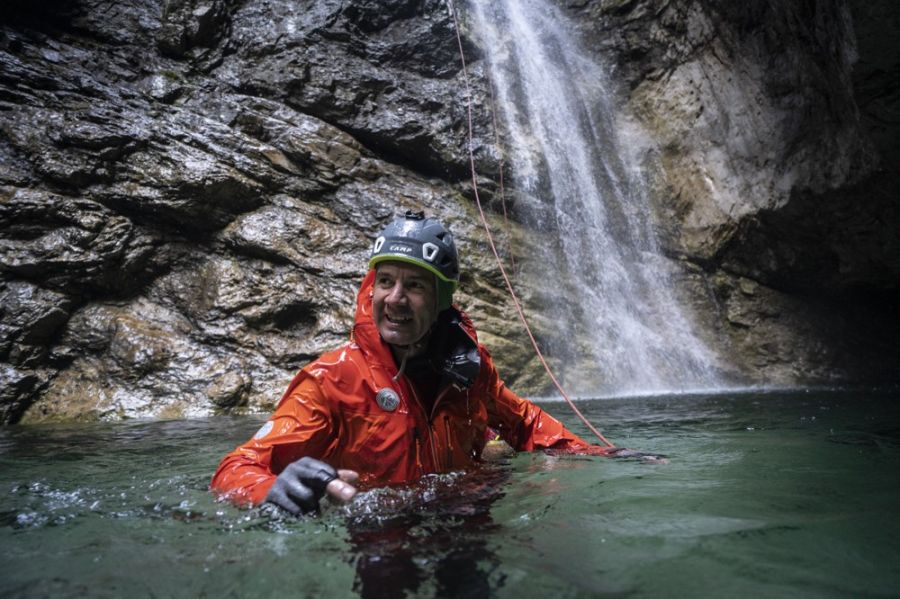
[1,389,898,597]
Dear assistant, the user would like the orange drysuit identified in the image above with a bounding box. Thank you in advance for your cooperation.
[211,270,609,505]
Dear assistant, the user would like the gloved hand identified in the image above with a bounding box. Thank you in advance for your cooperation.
[264,457,358,515]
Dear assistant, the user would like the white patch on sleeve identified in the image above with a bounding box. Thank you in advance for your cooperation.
[253,421,275,440]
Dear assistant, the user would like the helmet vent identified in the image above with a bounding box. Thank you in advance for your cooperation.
[422,242,439,262]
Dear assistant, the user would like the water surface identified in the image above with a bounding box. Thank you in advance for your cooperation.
[2,389,898,597]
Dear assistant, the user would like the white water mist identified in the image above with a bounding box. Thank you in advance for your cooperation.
[469,0,722,395]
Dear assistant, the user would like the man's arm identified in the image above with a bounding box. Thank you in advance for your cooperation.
[481,347,613,455]
[210,374,343,506]
[482,351,668,462]
[489,383,613,455]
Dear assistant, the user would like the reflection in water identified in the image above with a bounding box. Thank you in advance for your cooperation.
[341,467,509,597]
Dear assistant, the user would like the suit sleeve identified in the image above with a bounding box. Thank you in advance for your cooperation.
[481,347,612,455]
[209,373,338,506]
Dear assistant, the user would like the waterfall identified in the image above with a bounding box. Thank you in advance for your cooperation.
[468,0,723,396]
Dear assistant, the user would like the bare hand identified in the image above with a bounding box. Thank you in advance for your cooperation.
[325,469,359,503]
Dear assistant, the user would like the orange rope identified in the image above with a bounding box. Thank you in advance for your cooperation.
[447,1,615,448]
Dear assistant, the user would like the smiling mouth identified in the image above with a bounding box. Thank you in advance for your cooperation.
[385,314,412,325]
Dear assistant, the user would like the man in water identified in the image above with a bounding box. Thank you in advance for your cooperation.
[211,211,618,515]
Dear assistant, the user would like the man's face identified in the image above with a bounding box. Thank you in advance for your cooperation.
[372,261,438,349]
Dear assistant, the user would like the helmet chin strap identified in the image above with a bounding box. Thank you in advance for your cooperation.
[391,283,440,382]
[391,340,421,382]
[391,327,434,382]
[391,347,411,382]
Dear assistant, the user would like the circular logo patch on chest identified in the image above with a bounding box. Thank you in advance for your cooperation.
[375,388,400,412]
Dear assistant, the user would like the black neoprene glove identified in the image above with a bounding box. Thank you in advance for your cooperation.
[264,457,338,515]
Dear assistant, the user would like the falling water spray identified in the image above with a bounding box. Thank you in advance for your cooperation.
[469,0,723,396]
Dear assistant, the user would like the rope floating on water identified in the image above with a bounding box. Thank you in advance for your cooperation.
[447,0,616,449]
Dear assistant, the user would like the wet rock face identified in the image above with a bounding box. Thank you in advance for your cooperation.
[1,0,898,422]
[567,0,870,258]
[0,0,505,422]
[563,0,900,384]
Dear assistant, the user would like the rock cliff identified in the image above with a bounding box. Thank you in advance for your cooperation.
[563,0,900,385]
[1,0,897,422]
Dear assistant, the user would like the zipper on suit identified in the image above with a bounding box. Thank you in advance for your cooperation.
[443,414,453,469]
[411,427,424,474]
[429,386,456,471]
[405,380,439,472]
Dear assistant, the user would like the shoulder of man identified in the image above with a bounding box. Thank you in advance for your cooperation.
[303,341,369,381]
[275,341,373,409]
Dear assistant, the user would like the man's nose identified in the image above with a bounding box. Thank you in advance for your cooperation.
[385,281,407,304]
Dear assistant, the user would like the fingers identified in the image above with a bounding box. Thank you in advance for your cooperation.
[265,460,359,515]
[266,482,313,515]
[325,469,359,503]
[293,457,338,492]
[337,469,359,483]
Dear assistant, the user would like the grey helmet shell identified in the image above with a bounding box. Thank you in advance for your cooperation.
[369,211,459,311]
